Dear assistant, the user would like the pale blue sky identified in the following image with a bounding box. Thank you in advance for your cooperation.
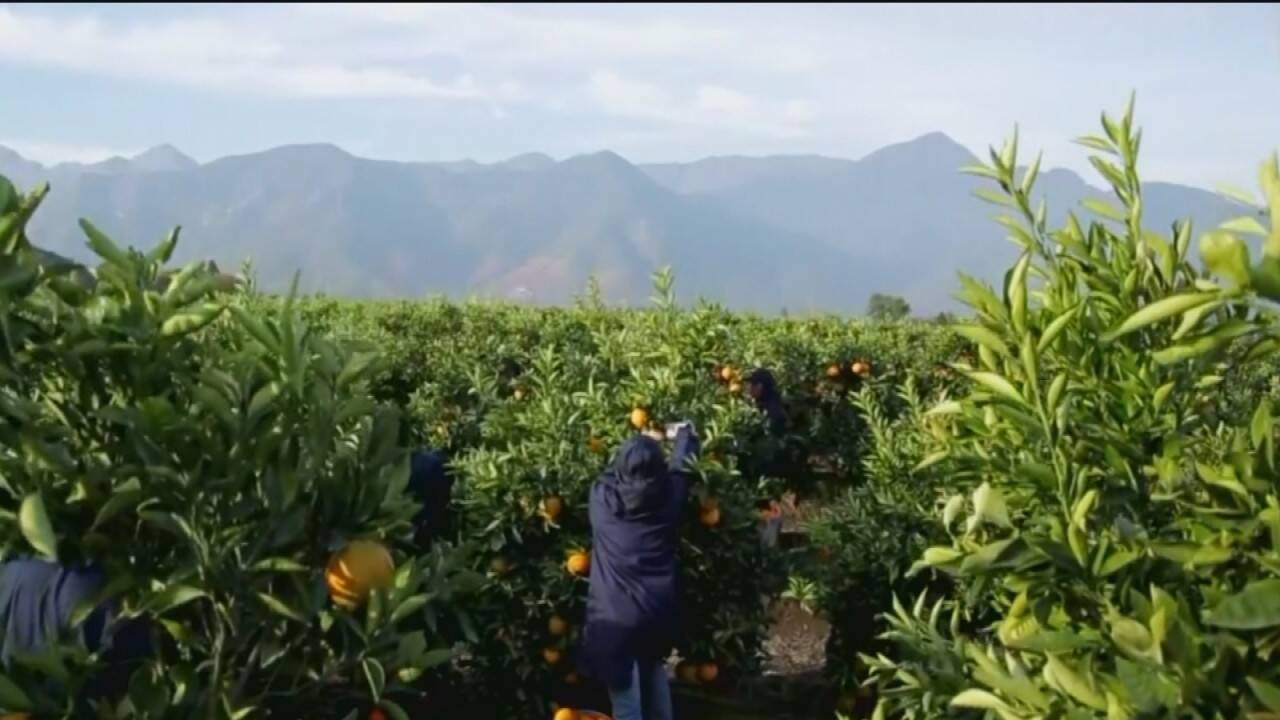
[1,3,1277,187]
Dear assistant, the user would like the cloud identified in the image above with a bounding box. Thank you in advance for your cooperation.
[588,71,813,139]
[0,138,140,165]
[0,6,485,101]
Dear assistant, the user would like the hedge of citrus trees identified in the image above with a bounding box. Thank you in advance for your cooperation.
[855,101,1280,719]
[255,272,970,716]
[0,178,485,719]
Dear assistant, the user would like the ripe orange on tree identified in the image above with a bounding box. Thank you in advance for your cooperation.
[728,381,742,394]
[825,363,842,379]
[566,550,591,576]
[543,646,563,665]
[325,539,395,610]
[629,407,650,429]
[851,360,871,377]
[554,709,578,720]
[720,365,737,382]
[699,506,722,527]
[489,556,512,576]
[514,386,528,401]
[542,495,564,521]
[548,615,569,636]
[698,662,720,683]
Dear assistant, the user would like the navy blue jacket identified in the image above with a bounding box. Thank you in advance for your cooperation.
[748,368,787,436]
[0,557,150,701]
[578,427,699,687]
[407,449,454,548]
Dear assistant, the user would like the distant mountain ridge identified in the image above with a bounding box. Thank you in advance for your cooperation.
[0,135,1247,313]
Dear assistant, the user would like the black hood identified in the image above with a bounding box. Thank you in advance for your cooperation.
[748,368,779,401]
[602,435,669,516]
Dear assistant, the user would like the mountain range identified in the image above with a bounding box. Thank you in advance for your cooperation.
[0,135,1247,314]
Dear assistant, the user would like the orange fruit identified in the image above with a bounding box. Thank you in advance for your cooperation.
[554,709,578,720]
[489,556,511,575]
[566,550,591,576]
[720,365,736,382]
[826,363,842,378]
[629,407,650,429]
[700,496,719,511]
[543,646,563,665]
[676,661,699,684]
[548,615,569,636]
[326,540,395,610]
[699,506,721,527]
[514,387,528,400]
[728,381,742,394]
[542,495,564,521]
[698,662,719,683]
[369,708,389,720]
[852,360,871,377]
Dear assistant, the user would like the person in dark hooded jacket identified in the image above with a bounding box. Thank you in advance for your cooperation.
[0,557,152,706]
[746,368,787,436]
[578,424,699,720]
[747,368,788,547]
[406,448,454,550]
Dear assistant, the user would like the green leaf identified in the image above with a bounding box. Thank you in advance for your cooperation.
[145,585,208,616]
[1204,579,1280,629]
[1038,305,1080,353]
[1083,198,1127,222]
[950,689,1014,712]
[1200,230,1252,287]
[362,657,386,701]
[390,594,430,624]
[1102,292,1220,342]
[1252,398,1273,448]
[161,303,226,336]
[967,371,1025,405]
[379,701,411,720]
[257,592,308,624]
[973,482,1012,528]
[147,226,180,265]
[250,557,309,573]
[79,218,132,267]
[1045,654,1108,710]
[337,351,381,389]
[19,493,57,560]
[1248,676,1280,713]
[913,451,950,473]
[91,480,143,530]
[1220,215,1269,236]
[0,670,33,711]
[954,324,1010,357]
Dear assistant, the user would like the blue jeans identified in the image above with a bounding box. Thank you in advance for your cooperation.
[608,657,673,720]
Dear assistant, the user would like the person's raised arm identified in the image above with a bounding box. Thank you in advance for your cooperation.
[668,423,700,475]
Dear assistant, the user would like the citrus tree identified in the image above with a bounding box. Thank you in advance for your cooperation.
[0,176,482,719]
[862,100,1280,718]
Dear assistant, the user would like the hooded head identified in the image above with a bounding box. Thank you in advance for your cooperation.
[747,368,778,403]
[603,434,669,516]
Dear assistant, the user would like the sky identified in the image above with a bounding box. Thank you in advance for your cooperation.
[1,3,1277,189]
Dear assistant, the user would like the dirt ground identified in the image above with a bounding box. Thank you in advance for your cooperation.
[763,599,830,676]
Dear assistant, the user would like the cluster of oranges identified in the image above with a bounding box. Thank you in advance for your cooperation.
[712,364,743,394]
[675,659,720,685]
[824,359,873,381]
